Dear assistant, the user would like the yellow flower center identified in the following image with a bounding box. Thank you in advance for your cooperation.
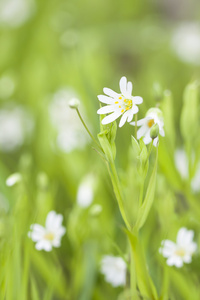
[147,119,155,128]
[44,232,54,241]
[175,248,186,257]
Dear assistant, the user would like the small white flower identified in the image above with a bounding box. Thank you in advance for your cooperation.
[97,76,143,127]
[28,211,66,252]
[172,23,200,66]
[159,227,197,268]
[77,174,95,208]
[6,173,22,186]
[174,149,189,180]
[0,0,35,28]
[0,107,34,152]
[130,107,165,146]
[100,255,127,287]
[174,149,200,193]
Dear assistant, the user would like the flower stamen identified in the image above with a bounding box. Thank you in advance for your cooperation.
[147,119,155,128]
[44,232,55,241]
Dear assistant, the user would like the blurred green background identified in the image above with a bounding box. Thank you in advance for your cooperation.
[0,0,200,299]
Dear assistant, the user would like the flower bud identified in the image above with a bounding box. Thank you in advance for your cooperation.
[150,123,159,140]
[69,98,80,109]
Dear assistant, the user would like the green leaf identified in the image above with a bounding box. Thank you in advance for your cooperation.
[134,149,158,231]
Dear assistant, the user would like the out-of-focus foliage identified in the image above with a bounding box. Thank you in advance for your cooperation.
[0,0,200,299]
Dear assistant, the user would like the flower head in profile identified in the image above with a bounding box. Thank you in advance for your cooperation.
[131,107,165,146]
[28,211,66,252]
[100,255,127,287]
[97,76,143,127]
[159,227,197,268]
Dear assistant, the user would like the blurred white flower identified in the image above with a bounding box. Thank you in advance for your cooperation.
[100,255,127,287]
[0,106,33,152]
[174,149,200,193]
[28,211,66,252]
[97,76,143,127]
[172,23,200,65]
[0,75,15,99]
[77,173,95,208]
[0,0,35,27]
[174,149,188,179]
[49,88,89,153]
[6,172,22,186]
[131,107,165,146]
[159,227,197,268]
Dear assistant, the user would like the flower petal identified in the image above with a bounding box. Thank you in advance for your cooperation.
[97,105,118,114]
[45,211,57,229]
[119,77,127,95]
[97,95,113,104]
[103,88,118,98]
[127,81,133,95]
[101,110,122,125]
[133,96,143,104]
[130,118,147,126]
[119,110,130,127]
[137,125,148,139]
[143,130,152,144]
[35,240,52,251]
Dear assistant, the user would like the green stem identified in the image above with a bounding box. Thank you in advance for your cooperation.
[126,231,158,300]
[76,108,102,151]
[107,161,131,231]
[130,246,137,299]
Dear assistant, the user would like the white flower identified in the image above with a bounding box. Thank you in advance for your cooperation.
[97,76,143,127]
[28,211,66,252]
[159,227,197,268]
[174,149,200,193]
[49,88,89,153]
[171,23,200,66]
[100,255,127,287]
[0,107,33,152]
[174,149,189,180]
[6,173,22,186]
[0,0,35,28]
[77,174,95,208]
[130,107,165,146]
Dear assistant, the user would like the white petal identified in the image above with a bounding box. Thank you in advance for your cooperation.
[45,211,57,229]
[130,118,147,126]
[97,95,113,104]
[97,105,118,114]
[119,110,130,127]
[167,255,183,267]
[183,254,192,263]
[30,224,45,235]
[119,77,127,95]
[103,88,118,98]
[153,137,159,147]
[130,105,139,115]
[101,110,122,125]
[143,130,152,144]
[159,127,165,137]
[176,228,192,246]
[133,96,143,104]
[127,81,133,95]
[35,240,52,251]
[137,125,148,139]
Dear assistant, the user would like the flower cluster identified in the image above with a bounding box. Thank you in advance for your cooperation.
[97,76,165,145]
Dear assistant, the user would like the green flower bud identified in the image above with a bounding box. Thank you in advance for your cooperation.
[150,123,159,140]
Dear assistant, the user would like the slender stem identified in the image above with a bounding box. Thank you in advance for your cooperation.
[76,108,102,151]
[147,140,153,161]
[106,161,131,231]
[130,245,137,300]
[134,113,138,139]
